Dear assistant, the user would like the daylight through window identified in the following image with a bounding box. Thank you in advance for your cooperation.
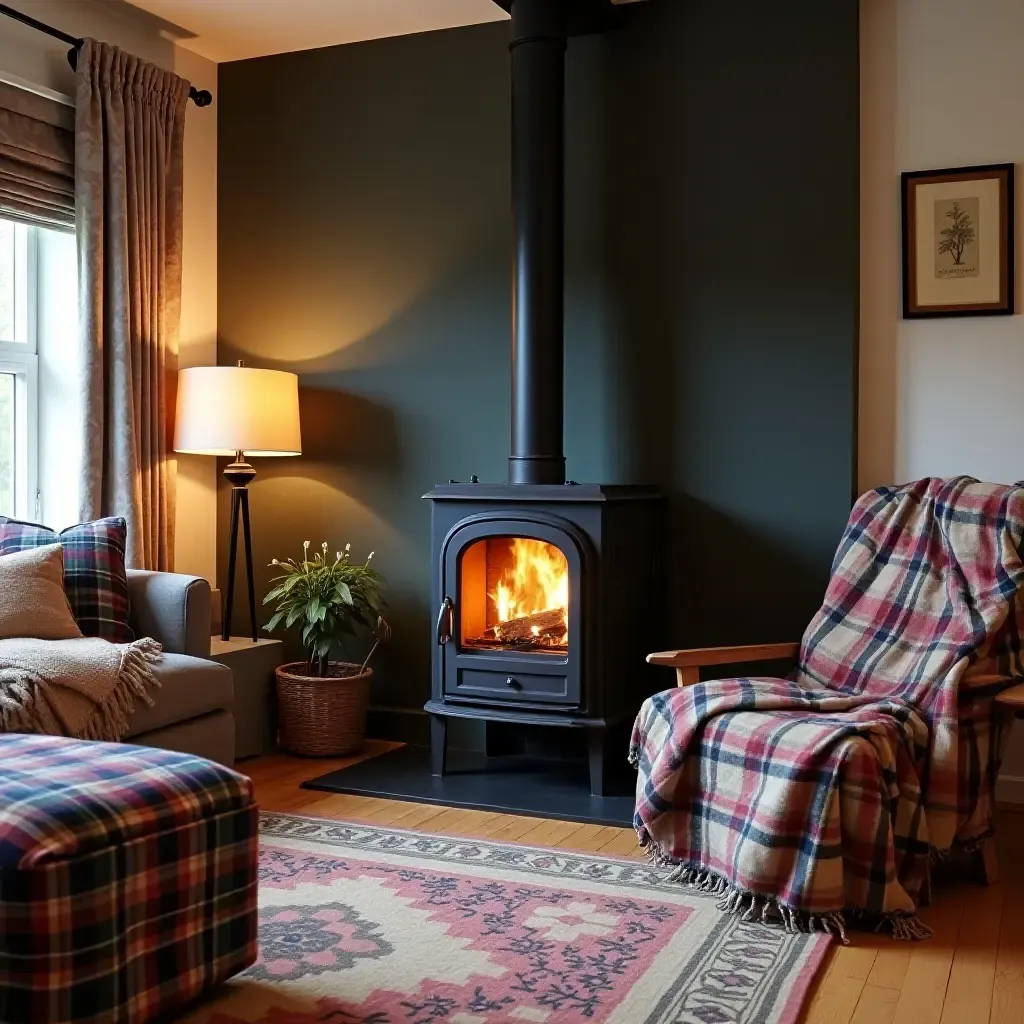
[0,218,39,520]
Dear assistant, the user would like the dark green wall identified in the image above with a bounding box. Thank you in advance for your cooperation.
[217,0,859,741]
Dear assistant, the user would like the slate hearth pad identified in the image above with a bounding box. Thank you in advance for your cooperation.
[301,744,635,827]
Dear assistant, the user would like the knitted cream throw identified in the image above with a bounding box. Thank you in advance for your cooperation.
[0,637,162,741]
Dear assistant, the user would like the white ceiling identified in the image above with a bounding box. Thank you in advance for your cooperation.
[125,0,510,63]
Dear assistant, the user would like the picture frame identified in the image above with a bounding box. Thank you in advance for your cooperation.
[901,162,1014,318]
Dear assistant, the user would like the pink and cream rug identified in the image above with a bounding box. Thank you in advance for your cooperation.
[184,813,830,1024]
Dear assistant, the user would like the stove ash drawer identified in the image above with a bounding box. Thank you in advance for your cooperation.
[447,667,576,705]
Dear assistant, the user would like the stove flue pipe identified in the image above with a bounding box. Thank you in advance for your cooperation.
[508,0,567,485]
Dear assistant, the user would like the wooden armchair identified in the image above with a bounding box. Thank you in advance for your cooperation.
[648,642,1024,887]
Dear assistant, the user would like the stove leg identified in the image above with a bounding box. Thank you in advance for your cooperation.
[588,728,607,797]
[430,715,448,777]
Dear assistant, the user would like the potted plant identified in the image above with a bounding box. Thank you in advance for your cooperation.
[264,540,389,756]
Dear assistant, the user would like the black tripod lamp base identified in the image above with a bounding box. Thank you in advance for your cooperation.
[222,452,258,642]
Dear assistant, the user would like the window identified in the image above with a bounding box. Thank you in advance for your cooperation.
[0,218,38,520]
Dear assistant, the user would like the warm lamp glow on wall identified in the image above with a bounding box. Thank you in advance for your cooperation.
[174,362,302,641]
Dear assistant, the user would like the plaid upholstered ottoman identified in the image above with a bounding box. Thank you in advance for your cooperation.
[0,735,258,1023]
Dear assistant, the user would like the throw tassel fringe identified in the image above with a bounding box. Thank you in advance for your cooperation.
[640,832,933,944]
[886,913,934,941]
[0,674,45,733]
[78,638,163,742]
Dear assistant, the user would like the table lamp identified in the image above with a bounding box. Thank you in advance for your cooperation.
[174,361,302,641]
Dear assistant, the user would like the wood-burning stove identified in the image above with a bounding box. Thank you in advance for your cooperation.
[425,483,662,796]
[424,0,664,797]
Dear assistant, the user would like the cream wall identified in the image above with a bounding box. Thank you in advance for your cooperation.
[0,0,218,582]
[861,0,1024,796]
[860,0,1024,490]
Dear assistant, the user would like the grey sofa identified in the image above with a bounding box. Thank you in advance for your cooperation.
[122,570,235,766]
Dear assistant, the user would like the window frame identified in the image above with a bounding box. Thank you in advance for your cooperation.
[0,221,40,521]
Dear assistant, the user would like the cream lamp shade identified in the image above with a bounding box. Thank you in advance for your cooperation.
[174,365,302,457]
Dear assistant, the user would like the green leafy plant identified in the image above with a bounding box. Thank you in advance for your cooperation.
[263,541,386,677]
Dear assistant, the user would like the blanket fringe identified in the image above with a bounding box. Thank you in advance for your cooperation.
[885,913,934,941]
[640,832,933,945]
[78,638,162,742]
[0,675,45,733]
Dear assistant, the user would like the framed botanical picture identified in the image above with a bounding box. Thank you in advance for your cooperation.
[901,163,1014,318]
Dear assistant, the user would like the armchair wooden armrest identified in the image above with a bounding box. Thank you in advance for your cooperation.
[647,643,800,688]
[996,682,1024,714]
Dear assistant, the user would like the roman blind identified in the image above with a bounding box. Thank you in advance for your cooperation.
[0,81,74,230]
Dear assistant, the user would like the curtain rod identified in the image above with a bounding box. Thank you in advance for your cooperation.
[0,3,212,107]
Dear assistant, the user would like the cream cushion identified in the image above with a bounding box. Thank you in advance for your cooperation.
[0,544,84,640]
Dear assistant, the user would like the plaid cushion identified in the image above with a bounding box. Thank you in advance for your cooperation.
[0,517,133,642]
[0,735,258,1023]
[632,477,1024,939]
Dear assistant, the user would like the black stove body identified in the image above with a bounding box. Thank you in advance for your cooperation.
[425,483,663,795]
[423,0,664,797]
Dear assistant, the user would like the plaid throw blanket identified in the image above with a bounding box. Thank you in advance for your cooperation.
[631,478,1024,941]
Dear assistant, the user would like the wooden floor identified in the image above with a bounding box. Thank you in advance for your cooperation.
[246,744,1024,1024]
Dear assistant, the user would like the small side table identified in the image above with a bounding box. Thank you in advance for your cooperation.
[210,637,284,759]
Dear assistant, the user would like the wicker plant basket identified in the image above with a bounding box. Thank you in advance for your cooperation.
[275,661,373,757]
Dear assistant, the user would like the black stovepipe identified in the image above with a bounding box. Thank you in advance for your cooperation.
[508,0,567,485]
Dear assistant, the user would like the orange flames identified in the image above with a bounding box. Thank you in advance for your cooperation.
[491,539,569,637]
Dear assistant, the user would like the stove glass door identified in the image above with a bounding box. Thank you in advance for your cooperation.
[458,536,569,656]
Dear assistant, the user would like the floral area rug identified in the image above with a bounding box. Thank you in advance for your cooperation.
[183,813,830,1024]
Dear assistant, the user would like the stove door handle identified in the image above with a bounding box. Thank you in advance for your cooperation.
[436,596,454,645]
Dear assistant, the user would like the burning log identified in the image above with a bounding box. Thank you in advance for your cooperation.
[490,608,566,643]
